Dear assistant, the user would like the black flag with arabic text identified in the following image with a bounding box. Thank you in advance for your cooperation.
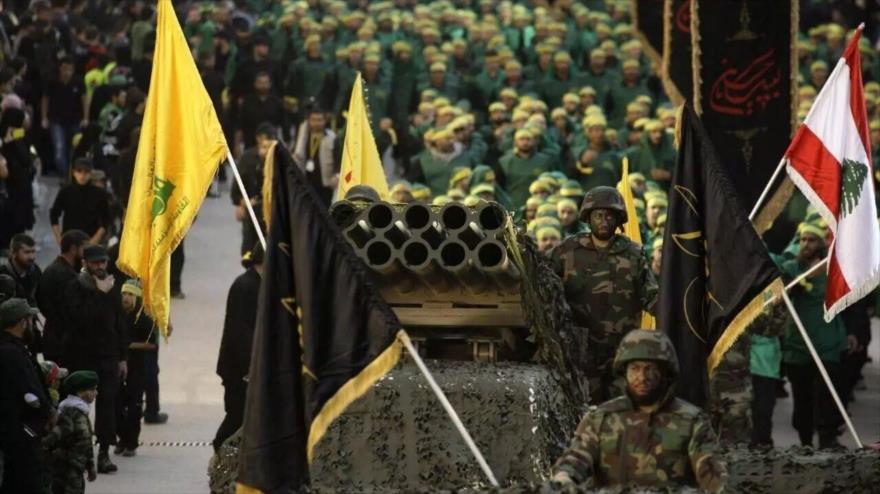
[236,145,403,493]
[658,106,783,406]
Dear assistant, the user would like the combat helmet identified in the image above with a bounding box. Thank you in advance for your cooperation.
[612,329,679,376]
[579,186,627,223]
[345,185,381,203]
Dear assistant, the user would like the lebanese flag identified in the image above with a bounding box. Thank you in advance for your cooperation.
[784,25,880,322]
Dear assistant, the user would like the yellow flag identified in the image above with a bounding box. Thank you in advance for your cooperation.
[617,158,656,329]
[336,73,390,200]
[117,0,227,336]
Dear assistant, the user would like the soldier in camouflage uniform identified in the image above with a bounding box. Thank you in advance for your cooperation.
[45,371,98,494]
[549,186,658,404]
[551,330,727,493]
[708,336,753,444]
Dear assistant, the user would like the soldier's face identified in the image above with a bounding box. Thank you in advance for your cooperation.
[626,360,664,402]
[588,209,618,240]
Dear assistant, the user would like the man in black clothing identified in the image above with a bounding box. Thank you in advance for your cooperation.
[35,229,88,362]
[0,298,51,494]
[64,244,127,474]
[213,243,263,451]
[235,71,284,153]
[0,234,41,306]
[49,157,111,245]
[231,122,275,254]
[40,57,87,177]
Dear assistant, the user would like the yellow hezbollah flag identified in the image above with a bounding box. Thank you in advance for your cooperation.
[337,72,390,200]
[617,158,656,329]
[117,0,227,335]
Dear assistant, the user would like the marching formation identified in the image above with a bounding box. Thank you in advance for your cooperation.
[0,0,879,493]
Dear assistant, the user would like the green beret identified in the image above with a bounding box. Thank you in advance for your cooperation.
[64,370,99,395]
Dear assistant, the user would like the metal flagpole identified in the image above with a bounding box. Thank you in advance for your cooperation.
[779,290,863,448]
[748,158,787,221]
[763,256,830,309]
[397,331,500,486]
[226,149,267,250]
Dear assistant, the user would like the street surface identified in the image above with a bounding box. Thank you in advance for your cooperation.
[26,176,879,493]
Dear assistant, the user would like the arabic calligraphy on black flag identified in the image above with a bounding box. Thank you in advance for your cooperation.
[633,0,665,67]
[658,106,783,406]
[692,0,797,210]
[237,145,403,493]
[662,0,693,105]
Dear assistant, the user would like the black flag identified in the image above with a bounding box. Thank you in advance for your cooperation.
[658,106,783,406]
[237,145,402,492]
[692,0,797,210]
[633,0,665,67]
[662,0,693,105]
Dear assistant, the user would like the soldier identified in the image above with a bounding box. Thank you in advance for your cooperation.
[551,330,727,493]
[549,186,657,404]
[49,370,99,494]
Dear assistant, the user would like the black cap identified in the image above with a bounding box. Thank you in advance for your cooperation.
[0,298,38,327]
[83,244,109,262]
[72,157,93,171]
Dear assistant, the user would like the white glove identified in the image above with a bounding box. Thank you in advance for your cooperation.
[95,274,115,293]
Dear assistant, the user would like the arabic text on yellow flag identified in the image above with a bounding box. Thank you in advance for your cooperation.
[336,72,389,200]
[117,0,227,336]
[617,158,656,329]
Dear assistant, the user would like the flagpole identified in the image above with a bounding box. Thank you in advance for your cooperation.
[227,149,267,250]
[748,158,787,221]
[397,331,500,487]
[779,290,863,448]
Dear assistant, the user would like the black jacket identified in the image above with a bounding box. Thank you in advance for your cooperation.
[0,331,51,440]
[0,258,41,306]
[216,268,261,382]
[63,272,127,368]
[49,183,111,237]
[36,256,78,359]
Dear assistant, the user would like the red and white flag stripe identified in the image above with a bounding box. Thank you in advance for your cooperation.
[784,25,880,321]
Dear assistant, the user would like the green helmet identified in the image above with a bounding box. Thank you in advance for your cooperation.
[345,185,381,203]
[612,329,680,376]
[579,186,627,223]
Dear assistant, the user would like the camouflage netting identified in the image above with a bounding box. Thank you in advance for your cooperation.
[505,228,589,411]
[309,361,575,491]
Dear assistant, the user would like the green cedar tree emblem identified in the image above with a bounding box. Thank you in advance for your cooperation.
[151,176,176,220]
[840,159,867,217]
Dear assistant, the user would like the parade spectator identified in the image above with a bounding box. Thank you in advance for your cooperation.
[0,233,41,306]
[49,158,111,245]
[36,229,89,363]
[41,57,88,177]
[0,298,50,494]
[63,244,126,473]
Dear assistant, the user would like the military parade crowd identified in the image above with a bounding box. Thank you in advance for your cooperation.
[0,0,879,492]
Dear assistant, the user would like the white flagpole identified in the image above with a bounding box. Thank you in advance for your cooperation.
[779,290,863,448]
[749,158,787,221]
[397,331,500,487]
[226,149,267,250]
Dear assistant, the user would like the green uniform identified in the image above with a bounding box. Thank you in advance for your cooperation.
[498,149,555,206]
[780,260,847,365]
[362,73,391,131]
[470,69,504,111]
[286,56,335,112]
[415,149,472,196]
[553,385,726,492]
[549,234,658,403]
[540,71,583,109]
[606,81,652,127]
[629,133,676,190]
[707,336,753,443]
[562,221,590,238]
[46,399,95,494]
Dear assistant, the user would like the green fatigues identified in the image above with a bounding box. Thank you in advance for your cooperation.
[286,56,335,113]
[549,234,658,404]
[553,392,727,492]
[46,405,94,494]
[707,336,753,443]
[629,133,676,190]
[605,82,652,128]
[416,150,472,196]
[498,149,555,207]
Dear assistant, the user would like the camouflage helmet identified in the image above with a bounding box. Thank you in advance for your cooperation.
[612,329,680,376]
[579,186,627,223]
